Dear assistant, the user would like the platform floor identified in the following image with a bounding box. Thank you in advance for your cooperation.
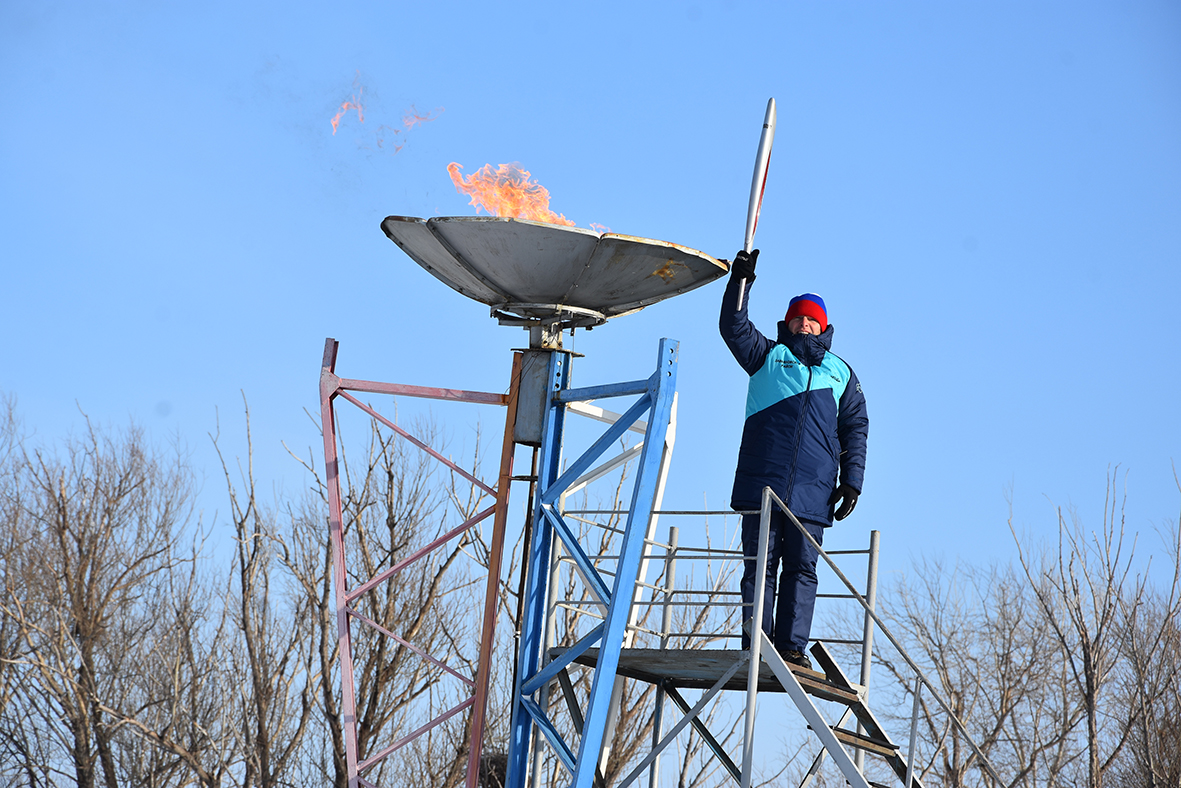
[552,647,828,693]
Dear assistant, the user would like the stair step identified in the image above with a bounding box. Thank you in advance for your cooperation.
[831,726,899,757]
[769,652,863,704]
[806,643,868,694]
[794,673,862,705]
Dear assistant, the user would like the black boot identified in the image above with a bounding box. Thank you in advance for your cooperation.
[777,647,812,670]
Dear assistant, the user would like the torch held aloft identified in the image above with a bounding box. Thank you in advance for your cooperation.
[737,97,777,310]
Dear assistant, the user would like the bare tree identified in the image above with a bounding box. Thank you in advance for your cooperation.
[860,557,1083,788]
[212,401,321,788]
[0,397,51,787]
[1112,585,1181,788]
[1111,480,1181,788]
[1010,470,1149,788]
[0,413,202,788]
[99,554,234,788]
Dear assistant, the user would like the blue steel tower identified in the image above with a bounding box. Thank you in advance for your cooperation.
[506,338,679,788]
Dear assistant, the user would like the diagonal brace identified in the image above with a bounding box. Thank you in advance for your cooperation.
[540,505,612,606]
[521,624,605,696]
[616,654,747,788]
[540,392,652,506]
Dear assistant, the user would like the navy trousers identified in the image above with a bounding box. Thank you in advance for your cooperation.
[740,510,824,652]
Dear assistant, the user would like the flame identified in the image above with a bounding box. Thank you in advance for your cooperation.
[403,105,443,129]
[330,72,441,153]
[448,162,575,226]
[589,223,611,235]
[330,86,364,135]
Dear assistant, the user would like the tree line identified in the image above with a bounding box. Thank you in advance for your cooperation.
[2,397,1178,788]
[0,397,479,788]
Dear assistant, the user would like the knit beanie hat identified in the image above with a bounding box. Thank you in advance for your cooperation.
[784,293,828,332]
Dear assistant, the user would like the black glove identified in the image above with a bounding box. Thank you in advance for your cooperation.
[731,249,758,282]
[829,483,859,521]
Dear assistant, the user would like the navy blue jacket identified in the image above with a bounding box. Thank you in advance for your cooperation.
[719,274,868,525]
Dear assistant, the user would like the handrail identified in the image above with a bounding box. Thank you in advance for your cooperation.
[759,487,1004,786]
[550,506,875,637]
[547,499,895,787]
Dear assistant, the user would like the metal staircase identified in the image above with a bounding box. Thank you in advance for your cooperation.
[751,638,923,788]
[742,487,1004,788]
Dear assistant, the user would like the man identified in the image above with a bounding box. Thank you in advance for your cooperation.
[719,248,868,670]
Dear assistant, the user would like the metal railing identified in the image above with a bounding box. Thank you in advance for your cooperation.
[748,486,1004,788]
[545,504,885,788]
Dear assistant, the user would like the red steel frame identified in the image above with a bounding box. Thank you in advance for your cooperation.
[319,338,521,788]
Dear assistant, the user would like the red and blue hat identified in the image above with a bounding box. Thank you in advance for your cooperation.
[785,293,827,332]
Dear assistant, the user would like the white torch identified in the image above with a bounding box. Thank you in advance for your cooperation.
[737,97,777,311]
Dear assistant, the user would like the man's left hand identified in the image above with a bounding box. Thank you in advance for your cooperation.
[830,484,859,521]
[730,249,758,282]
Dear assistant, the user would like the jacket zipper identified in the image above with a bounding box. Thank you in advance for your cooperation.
[784,366,814,507]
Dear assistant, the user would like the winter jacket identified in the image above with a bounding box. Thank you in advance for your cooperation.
[719,274,868,525]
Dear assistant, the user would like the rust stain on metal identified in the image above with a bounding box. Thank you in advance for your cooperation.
[651,258,688,283]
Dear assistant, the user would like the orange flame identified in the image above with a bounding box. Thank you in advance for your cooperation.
[330,72,442,154]
[403,105,443,129]
[448,162,575,226]
[330,86,364,135]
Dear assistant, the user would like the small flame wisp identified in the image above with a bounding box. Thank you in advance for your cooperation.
[329,72,441,154]
[330,87,364,135]
[404,106,443,129]
[447,162,575,227]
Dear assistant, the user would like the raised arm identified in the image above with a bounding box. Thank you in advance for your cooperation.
[719,250,774,376]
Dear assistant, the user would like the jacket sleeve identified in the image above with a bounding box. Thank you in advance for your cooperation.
[719,273,774,376]
[836,367,868,493]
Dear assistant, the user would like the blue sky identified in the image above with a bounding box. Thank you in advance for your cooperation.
[3,0,1179,584]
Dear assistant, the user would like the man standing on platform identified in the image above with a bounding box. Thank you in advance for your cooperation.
[719,248,869,669]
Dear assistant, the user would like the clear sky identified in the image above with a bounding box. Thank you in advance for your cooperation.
[3,0,1179,585]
